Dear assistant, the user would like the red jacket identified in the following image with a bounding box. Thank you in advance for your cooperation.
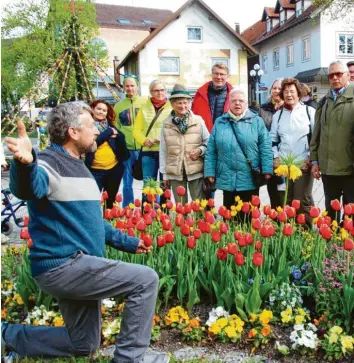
[191,82,233,132]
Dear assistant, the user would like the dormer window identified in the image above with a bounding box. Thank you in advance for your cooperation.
[280,8,287,26]
[142,19,154,25]
[117,18,131,24]
[266,18,271,32]
[296,0,304,17]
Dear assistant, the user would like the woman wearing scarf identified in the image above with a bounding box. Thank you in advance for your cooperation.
[115,74,147,207]
[133,80,172,203]
[205,88,273,213]
[259,78,284,208]
[270,78,315,225]
[86,99,129,208]
[160,84,210,203]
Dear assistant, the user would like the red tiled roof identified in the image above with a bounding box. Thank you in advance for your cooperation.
[279,0,296,10]
[241,20,266,44]
[266,7,279,18]
[95,4,172,30]
[253,5,316,45]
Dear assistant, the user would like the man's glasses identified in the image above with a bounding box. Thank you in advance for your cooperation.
[212,72,228,77]
[152,89,165,93]
[328,72,344,80]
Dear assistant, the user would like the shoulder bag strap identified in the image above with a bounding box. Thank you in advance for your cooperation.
[229,121,254,173]
[305,105,312,146]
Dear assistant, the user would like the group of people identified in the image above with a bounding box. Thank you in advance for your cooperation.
[2,59,353,362]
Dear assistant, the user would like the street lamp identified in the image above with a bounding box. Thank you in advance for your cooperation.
[250,64,264,104]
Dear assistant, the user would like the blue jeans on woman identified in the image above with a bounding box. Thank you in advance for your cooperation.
[122,150,139,207]
[141,151,166,205]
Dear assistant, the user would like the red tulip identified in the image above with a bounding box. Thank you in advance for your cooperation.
[235,252,245,265]
[20,227,30,240]
[245,232,253,245]
[344,218,353,232]
[134,199,141,207]
[234,231,242,241]
[330,199,341,212]
[175,213,185,227]
[186,216,194,227]
[252,208,261,219]
[216,247,228,260]
[344,204,353,216]
[102,191,109,200]
[319,224,332,240]
[208,198,215,208]
[255,240,262,250]
[181,224,190,236]
[143,213,153,225]
[115,193,123,203]
[27,238,33,248]
[164,189,172,199]
[238,236,246,247]
[284,206,296,218]
[125,208,133,218]
[157,235,166,247]
[251,195,261,207]
[191,201,200,212]
[177,186,186,196]
[227,243,238,255]
[291,200,301,210]
[203,222,211,234]
[211,230,221,242]
[144,204,152,213]
[162,219,173,231]
[310,206,321,218]
[142,233,153,247]
[165,231,175,243]
[252,252,264,266]
[187,236,196,249]
[205,212,215,224]
[23,216,30,227]
[128,228,136,237]
[193,229,202,239]
[111,206,119,218]
[220,222,228,234]
[263,205,271,216]
[218,206,227,217]
[241,203,250,213]
[344,238,354,251]
[176,203,184,214]
[223,209,232,220]
[104,209,112,220]
[269,209,278,220]
[252,218,261,230]
[184,203,192,214]
[136,219,147,232]
[166,200,173,209]
[283,223,293,236]
[115,220,125,229]
[278,211,287,222]
[316,216,332,228]
[126,218,134,229]
[296,214,306,225]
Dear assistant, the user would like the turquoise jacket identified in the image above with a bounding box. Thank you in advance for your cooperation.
[204,110,273,192]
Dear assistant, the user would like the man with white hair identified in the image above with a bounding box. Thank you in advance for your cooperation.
[310,61,354,221]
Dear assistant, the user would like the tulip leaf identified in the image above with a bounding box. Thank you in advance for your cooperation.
[220,287,234,311]
[245,275,261,314]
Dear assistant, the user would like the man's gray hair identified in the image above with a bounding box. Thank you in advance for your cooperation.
[229,87,247,100]
[46,102,92,145]
[329,60,347,73]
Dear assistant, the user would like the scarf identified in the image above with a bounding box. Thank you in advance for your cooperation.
[228,109,247,121]
[331,86,347,101]
[171,110,189,134]
[283,103,294,111]
[94,120,109,133]
[272,98,284,111]
[151,97,167,111]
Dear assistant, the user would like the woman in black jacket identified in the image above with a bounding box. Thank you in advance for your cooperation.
[259,78,284,208]
[86,100,129,208]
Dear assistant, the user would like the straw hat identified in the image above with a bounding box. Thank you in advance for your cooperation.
[169,84,192,99]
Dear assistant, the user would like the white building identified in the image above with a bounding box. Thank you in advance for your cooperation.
[118,0,257,97]
[242,0,354,104]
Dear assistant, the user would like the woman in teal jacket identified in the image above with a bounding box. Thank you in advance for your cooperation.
[205,88,273,210]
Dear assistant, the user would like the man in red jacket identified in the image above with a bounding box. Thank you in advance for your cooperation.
[192,63,233,132]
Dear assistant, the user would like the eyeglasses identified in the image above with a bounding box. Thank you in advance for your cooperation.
[284,90,297,95]
[152,89,165,93]
[212,72,228,77]
[232,99,246,104]
[328,72,344,80]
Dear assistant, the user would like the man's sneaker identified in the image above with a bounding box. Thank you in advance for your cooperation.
[1,322,20,362]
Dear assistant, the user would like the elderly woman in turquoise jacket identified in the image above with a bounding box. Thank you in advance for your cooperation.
[205,88,273,210]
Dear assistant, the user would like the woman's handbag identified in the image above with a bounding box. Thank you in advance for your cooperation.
[229,122,267,188]
[202,178,216,197]
[133,109,163,180]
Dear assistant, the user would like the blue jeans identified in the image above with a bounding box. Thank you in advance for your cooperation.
[3,252,158,362]
[122,150,139,207]
[141,151,165,205]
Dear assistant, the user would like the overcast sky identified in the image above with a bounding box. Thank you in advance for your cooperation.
[95,0,275,32]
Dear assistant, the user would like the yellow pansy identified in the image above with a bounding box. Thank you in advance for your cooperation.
[295,315,305,324]
[209,323,221,335]
[329,333,339,344]
[216,317,228,329]
[341,335,354,354]
[13,293,23,305]
[289,165,302,181]
[330,326,343,335]
[224,326,237,338]
[274,165,288,177]
[259,310,273,325]
[53,316,64,327]
[296,308,307,316]
[249,313,258,323]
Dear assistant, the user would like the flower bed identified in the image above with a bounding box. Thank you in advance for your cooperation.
[2,177,354,361]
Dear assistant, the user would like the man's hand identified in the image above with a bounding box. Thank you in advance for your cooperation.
[273,157,280,169]
[143,139,154,147]
[5,120,33,164]
[311,164,321,180]
[208,177,215,183]
[136,239,153,254]
[189,148,202,161]
[163,180,169,188]
[264,174,272,180]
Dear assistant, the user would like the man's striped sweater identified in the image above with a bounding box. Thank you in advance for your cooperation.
[10,145,139,277]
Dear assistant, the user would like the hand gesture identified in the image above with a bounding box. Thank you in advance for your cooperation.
[136,239,153,254]
[143,139,154,147]
[163,180,170,188]
[5,120,33,164]
[273,157,280,169]
[208,177,215,183]
[189,148,202,161]
[311,164,321,180]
